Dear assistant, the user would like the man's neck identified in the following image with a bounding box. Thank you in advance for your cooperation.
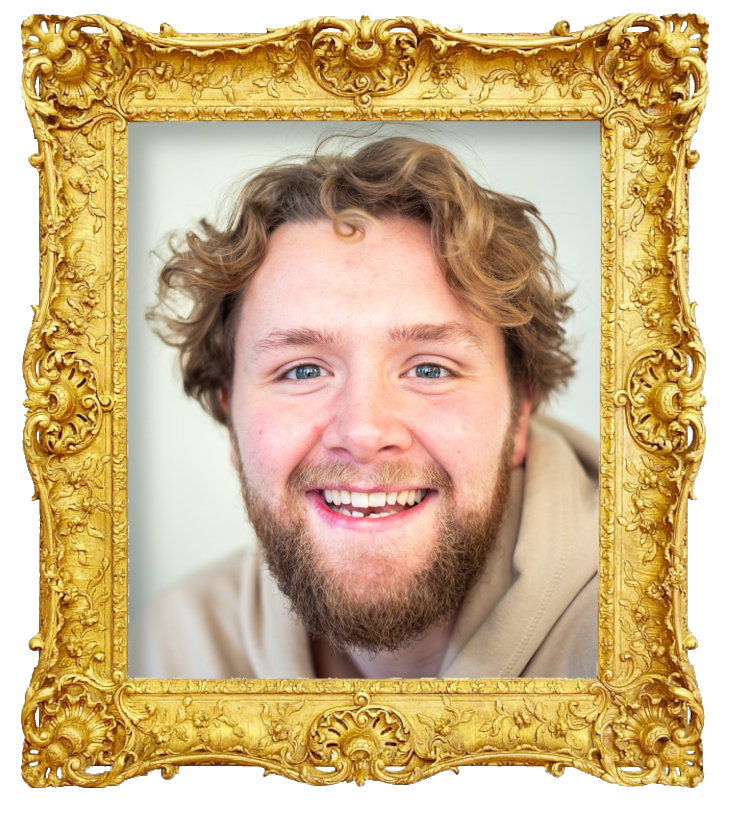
[310,616,457,679]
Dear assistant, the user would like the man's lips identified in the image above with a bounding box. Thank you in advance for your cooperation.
[306,488,434,522]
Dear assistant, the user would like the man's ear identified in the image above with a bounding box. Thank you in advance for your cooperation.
[510,381,534,469]
[220,383,239,471]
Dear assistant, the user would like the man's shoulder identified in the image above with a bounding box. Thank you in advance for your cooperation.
[529,415,599,481]
[522,417,599,678]
[157,549,249,604]
[521,573,599,678]
[129,548,256,679]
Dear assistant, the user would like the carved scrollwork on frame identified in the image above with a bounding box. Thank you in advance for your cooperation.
[310,17,419,105]
[611,15,708,112]
[306,692,418,784]
[618,348,705,456]
[22,16,129,118]
[23,682,119,786]
[20,13,707,788]
[598,680,703,786]
[25,350,108,455]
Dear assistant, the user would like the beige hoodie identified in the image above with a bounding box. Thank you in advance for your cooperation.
[130,416,599,679]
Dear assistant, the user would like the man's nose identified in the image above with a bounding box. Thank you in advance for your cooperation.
[321,375,413,463]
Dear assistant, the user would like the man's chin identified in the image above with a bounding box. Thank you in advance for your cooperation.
[286,558,462,655]
[245,499,506,653]
[256,521,460,653]
[308,556,428,612]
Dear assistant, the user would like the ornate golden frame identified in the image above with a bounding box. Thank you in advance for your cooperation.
[20,13,707,787]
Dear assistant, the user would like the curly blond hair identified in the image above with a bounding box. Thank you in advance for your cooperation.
[151,137,574,424]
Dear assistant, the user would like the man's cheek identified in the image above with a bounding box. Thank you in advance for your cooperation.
[238,411,317,481]
[418,400,497,459]
[420,402,507,499]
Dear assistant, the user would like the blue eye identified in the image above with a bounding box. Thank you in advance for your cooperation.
[407,363,451,379]
[284,364,326,380]
[416,364,441,378]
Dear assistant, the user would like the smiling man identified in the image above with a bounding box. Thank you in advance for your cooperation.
[131,137,599,680]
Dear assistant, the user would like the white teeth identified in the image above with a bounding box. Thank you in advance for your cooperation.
[328,504,353,516]
[323,488,429,512]
[328,504,410,519]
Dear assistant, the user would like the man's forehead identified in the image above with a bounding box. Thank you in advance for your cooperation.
[238,218,488,334]
[255,217,441,285]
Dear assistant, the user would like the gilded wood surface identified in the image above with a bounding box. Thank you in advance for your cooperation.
[21,13,707,787]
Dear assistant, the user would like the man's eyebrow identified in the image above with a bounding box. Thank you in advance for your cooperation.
[387,322,484,351]
[252,327,343,359]
[251,322,483,360]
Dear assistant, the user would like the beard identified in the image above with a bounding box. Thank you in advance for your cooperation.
[236,430,515,655]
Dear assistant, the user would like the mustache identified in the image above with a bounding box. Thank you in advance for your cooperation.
[286,460,453,496]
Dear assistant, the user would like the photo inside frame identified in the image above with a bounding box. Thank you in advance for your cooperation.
[127,120,600,640]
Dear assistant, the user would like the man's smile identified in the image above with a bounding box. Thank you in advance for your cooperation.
[305,488,436,524]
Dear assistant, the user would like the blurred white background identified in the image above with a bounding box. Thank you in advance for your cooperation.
[127,119,601,620]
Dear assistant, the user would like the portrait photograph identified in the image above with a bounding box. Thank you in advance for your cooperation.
[5,0,734,809]
[127,120,601,680]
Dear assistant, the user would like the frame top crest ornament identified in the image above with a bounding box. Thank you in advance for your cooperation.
[21,12,707,787]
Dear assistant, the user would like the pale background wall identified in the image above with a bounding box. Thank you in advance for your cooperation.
[127,120,601,620]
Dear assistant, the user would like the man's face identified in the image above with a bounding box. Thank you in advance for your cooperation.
[227,217,531,651]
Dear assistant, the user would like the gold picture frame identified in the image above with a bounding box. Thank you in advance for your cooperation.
[20,12,707,787]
